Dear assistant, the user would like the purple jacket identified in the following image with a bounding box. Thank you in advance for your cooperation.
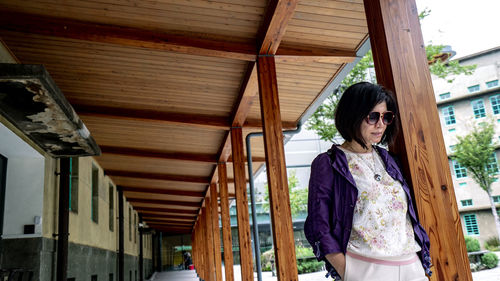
[304,145,432,279]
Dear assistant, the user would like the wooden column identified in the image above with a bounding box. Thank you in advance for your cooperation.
[218,162,234,281]
[205,197,216,281]
[257,56,298,281]
[230,127,254,281]
[364,1,472,280]
[210,184,223,281]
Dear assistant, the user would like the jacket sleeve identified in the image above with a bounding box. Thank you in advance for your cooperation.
[304,153,342,260]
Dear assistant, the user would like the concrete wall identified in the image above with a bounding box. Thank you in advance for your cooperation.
[461,209,500,248]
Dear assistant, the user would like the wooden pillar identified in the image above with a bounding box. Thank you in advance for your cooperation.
[210,184,223,281]
[139,215,144,281]
[257,56,298,281]
[218,162,234,281]
[230,127,254,281]
[204,197,216,281]
[56,158,70,281]
[363,1,472,280]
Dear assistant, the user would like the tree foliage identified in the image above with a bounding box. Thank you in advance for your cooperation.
[262,170,307,218]
[452,120,500,241]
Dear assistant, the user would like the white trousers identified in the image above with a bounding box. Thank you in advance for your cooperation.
[344,251,428,281]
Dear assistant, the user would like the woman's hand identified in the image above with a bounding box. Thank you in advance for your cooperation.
[325,252,346,280]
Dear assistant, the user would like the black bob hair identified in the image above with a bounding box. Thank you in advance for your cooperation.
[334,82,399,149]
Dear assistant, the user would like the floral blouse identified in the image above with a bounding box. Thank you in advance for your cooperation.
[339,147,421,258]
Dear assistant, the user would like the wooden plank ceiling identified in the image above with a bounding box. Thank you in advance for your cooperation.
[0,0,368,234]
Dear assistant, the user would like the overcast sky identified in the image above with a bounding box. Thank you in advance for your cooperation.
[416,0,500,58]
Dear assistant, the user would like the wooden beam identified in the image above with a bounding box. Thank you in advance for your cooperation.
[258,0,299,55]
[144,221,194,227]
[140,213,196,220]
[75,104,231,130]
[121,186,204,197]
[257,56,298,280]
[231,128,253,281]
[364,1,471,280]
[106,170,210,184]
[132,206,198,215]
[0,10,256,61]
[210,184,223,281]
[275,45,358,63]
[218,163,234,281]
[127,198,200,207]
[144,219,193,225]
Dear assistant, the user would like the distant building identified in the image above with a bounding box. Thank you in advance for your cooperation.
[434,46,500,247]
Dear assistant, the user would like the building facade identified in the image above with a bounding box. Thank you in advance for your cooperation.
[434,46,500,247]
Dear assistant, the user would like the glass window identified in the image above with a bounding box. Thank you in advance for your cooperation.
[459,182,467,187]
[487,153,499,174]
[493,195,500,203]
[490,95,500,115]
[440,92,451,100]
[486,80,499,88]
[468,84,480,93]
[471,99,486,118]
[442,106,456,125]
[463,214,479,235]
[69,157,79,213]
[449,128,456,133]
[449,145,456,152]
[453,160,467,178]
[461,199,473,207]
[91,164,99,223]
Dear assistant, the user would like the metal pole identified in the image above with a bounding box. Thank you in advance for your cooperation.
[245,122,302,281]
[56,158,70,281]
[118,186,124,281]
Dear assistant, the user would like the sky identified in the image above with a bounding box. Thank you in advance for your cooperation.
[416,0,500,58]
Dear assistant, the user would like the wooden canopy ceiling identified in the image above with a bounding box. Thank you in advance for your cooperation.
[0,0,368,234]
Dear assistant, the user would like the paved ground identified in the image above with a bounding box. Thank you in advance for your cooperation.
[153,252,500,281]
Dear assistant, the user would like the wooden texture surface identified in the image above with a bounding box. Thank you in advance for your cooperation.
[364,0,471,280]
[204,197,216,281]
[258,0,298,54]
[210,184,223,281]
[231,128,253,281]
[257,56,298,281]
[218,163,234,281]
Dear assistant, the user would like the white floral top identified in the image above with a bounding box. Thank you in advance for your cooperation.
[339,147,421,258]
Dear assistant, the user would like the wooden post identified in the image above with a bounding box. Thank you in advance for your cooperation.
[363,1,472,280]
[257,56,298,281]
[230,127,254,281]
[205,197,216,281]
[218,162,234,281]
[139,214,144,281]
[56,158,70,281]
[210,184,223,281]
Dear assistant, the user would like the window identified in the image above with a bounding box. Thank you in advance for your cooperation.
[463,214,479,235]
[449,145,456,152]
[491,95,500,115]
[486,79,499,88]
[459,182,467,187]
[109,184,114,231]
[453,160,467,178]
[449,128,456,133]
[129,207,132,241]
[442,106,456,125]
[91,164,99,223]
[109,274,113,281]
[471,99,486,118]
[468,84,480,93]
[91,275,97,281]
[493,195,500,203]
[487,153,499,174]
[69,158,79,213]
[440,92,451,100]
[461,199,473,207]
[134,213,137,244]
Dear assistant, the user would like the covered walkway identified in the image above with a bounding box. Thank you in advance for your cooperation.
[0,0,474,281]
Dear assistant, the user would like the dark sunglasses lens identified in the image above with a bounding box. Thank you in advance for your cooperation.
[367,112,380,124]
[383,112,395,124]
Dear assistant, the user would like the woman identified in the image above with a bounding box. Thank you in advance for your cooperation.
[304,82,432,281]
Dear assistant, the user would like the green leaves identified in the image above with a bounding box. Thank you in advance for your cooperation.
[262,170,307,218]
[452,120,497,192]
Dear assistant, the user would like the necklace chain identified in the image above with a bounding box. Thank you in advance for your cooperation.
[344,144,382,181]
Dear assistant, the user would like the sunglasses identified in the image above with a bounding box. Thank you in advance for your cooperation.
[366,111,395,125]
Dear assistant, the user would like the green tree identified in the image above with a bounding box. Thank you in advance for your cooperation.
[307,9,476,142]
[262,170,307,218]
[451,120,500,241]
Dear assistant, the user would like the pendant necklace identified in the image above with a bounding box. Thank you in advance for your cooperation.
[346,144,382,181]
